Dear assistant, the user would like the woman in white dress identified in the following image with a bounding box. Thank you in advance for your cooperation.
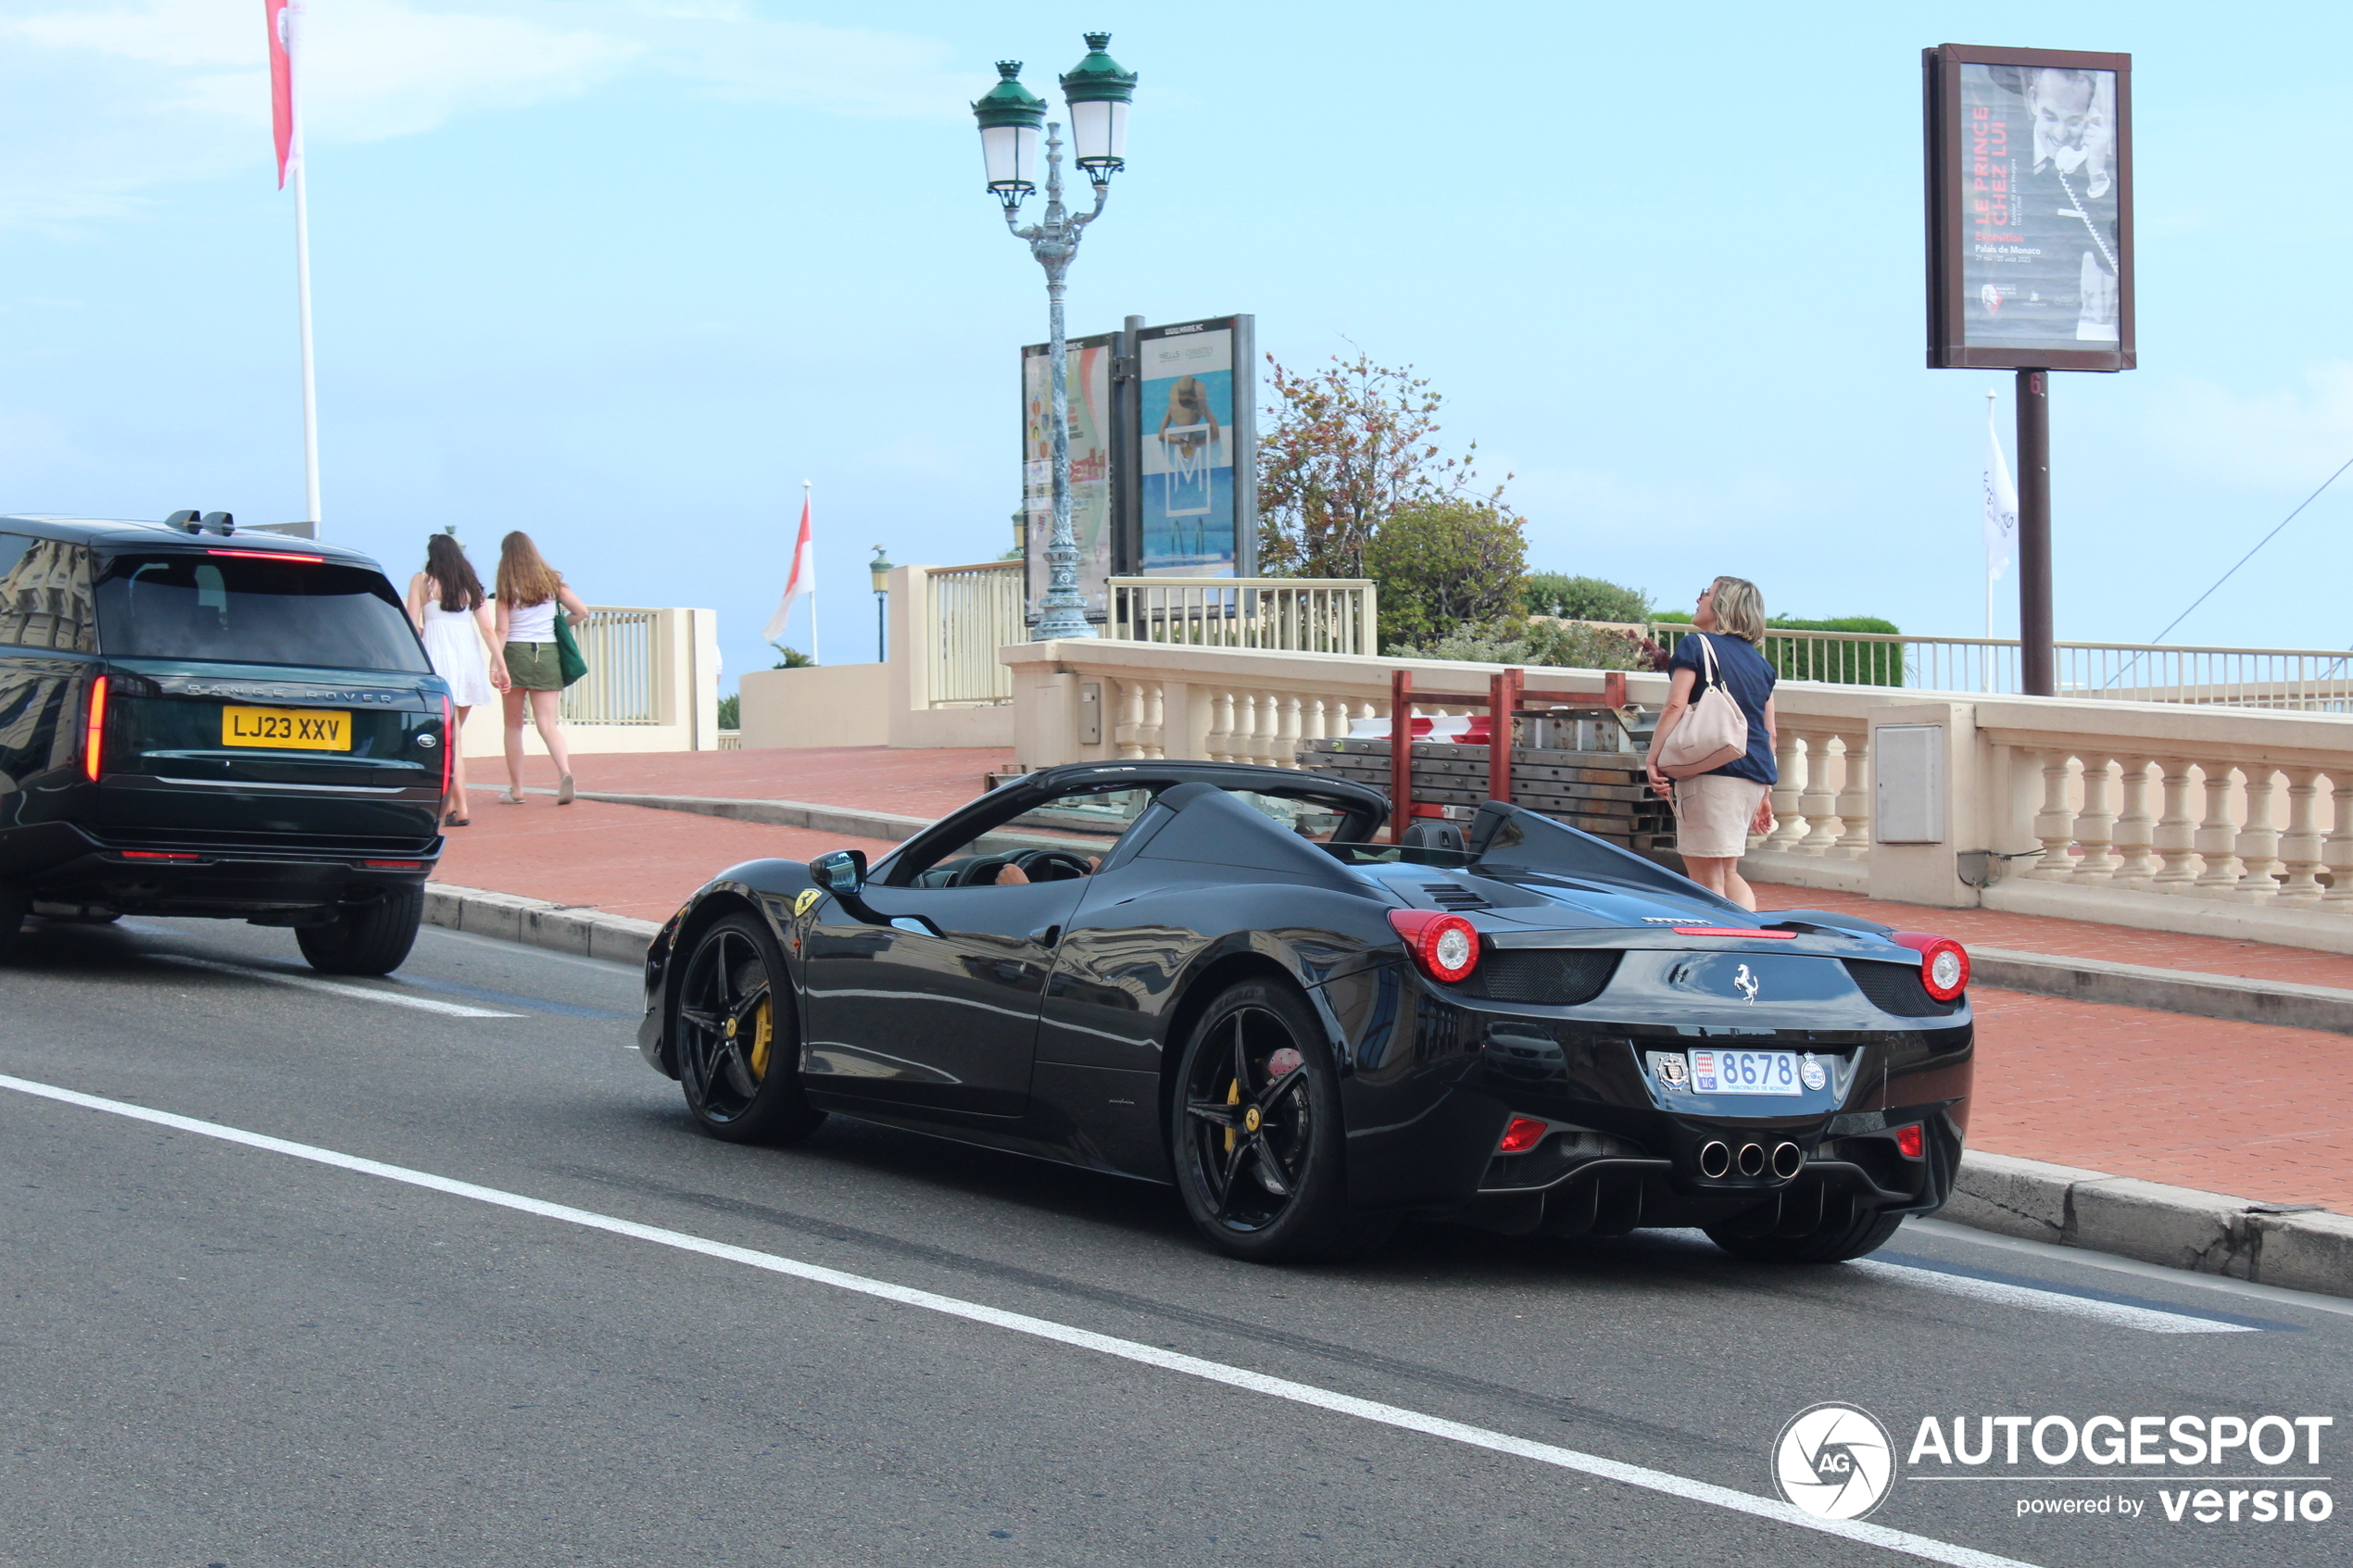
[407,533,508,827]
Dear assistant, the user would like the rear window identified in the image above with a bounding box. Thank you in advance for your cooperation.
[94,551,430,673]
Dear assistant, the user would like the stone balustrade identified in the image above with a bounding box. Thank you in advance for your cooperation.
[1003,640,2353,953]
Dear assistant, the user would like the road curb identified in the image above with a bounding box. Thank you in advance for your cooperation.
[1947,1150,2353,1300]
[1970,945,2353,1035]
[422,883,659,967]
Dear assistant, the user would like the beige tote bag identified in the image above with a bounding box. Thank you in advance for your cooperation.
[1656,633,1749,775]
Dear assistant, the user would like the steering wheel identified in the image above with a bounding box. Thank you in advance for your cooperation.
[1009,848,1095,882]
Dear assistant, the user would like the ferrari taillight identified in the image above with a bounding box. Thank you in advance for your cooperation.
[1388,909,1481,984]
[1893,933,1969,1001]
[82,674,107,782]
[1894,1123,1925,1160]
[1497,1116,1548,1155]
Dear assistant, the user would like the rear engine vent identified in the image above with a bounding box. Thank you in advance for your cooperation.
[1421,882,1491,911]
[1843,959,1963,1017]
[1462,949,1622,1007]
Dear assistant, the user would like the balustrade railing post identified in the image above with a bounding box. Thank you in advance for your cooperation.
[2028,751,2079,879]
[1767,731,1807,850]
[2279,767,2326,902]
[2323,774,2353,907]
[1832,732,1871,859]
[2193,765,2246,894]
[2112,759,2158,883]
[2152,759,2202,886]
[1796,732,1842,854]
[2070,757,2119,882]
[2236,768,2284,900]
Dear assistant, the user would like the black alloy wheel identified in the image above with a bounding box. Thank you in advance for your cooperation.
[674,913,825,1144]
[1171,978,1390,1263]
[296,884,424,976]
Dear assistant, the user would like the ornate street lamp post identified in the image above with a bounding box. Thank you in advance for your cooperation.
[868,545,894,662]
[972,33,1137,641]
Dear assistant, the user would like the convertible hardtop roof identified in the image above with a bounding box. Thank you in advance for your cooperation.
[0,515,381,567]
[1000,759,1389,816]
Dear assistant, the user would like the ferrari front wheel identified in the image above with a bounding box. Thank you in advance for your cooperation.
[1171,979,1390,1263]
[674,913,825,1145]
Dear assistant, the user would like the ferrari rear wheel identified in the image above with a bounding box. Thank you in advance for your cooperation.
[675,913,825,1145]
[1705,1203,1904,1264]
[1171,979,1390,1263]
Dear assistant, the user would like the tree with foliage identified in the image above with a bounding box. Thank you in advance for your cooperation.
[1525,573,1652,624]
[1389,617,1653,672]
[1256,354,1506,579]
[1362,499,1528,648]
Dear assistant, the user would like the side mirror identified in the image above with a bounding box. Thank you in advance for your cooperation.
[809,848,867,896]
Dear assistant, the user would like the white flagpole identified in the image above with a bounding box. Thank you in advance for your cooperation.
[1985,391,1996,644]
[803,479,819,664]
[290,20,321,530]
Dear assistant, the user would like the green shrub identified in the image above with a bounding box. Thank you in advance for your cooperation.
[717,693,740,730]
[1655,614,1906,685]
[1525,572,1651,623]
[1390,617,1651,671]
[1364,499,1528,649]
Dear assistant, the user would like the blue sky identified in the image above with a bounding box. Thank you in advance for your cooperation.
[4,0,2350,689]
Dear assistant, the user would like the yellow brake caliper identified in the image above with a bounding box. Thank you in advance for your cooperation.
[748,996,774,1082]
[1223,1077,1240,1155]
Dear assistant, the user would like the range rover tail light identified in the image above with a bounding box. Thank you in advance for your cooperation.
[437,695,454,800]
[1893,933,1970,1000]
[82,675,107,782]
[1388,909,1481,984]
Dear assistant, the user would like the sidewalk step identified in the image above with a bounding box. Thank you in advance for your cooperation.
[1973,946,2353,1036]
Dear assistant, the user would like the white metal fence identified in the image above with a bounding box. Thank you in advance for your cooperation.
[928,561,1026,707]
[1106,577,1378,655]
[1632,622,2353,710]
[560,608,661,724]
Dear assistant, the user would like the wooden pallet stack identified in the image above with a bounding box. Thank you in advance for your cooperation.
[1299,735,1677,857]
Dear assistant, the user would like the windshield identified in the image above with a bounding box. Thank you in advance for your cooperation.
[94,552,430,672]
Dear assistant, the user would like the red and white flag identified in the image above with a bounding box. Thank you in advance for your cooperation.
[762,487,818,649]
[266,0,302,188]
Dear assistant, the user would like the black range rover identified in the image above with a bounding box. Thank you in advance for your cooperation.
[0,515,451,973]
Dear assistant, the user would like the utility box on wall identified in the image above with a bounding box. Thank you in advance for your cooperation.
[1873,724,1945,844]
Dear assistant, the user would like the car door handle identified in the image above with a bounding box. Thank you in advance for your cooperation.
[1028,924,1061,947]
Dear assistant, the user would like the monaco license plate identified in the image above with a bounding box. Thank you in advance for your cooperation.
[221,706,351,751]
[1692,1048,1802,1096]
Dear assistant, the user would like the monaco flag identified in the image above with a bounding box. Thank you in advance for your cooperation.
[266,0,301,188]
[1983,394,2019,584]
[761,488,817,647]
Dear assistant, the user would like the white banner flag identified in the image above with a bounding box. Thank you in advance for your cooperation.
[1983,393,2019,585]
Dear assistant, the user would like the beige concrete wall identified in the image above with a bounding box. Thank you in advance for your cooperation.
[738,664,890,749]
[458,606,720,758]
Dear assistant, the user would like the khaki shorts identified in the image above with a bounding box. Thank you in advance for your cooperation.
[1673,773,1769,859]
[505,640,564,691]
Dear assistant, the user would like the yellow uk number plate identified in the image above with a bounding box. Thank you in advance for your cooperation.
[221,706,352,751]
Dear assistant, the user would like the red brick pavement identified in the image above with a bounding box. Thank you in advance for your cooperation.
[486,746,1011,822]
[434,750,2353,1210]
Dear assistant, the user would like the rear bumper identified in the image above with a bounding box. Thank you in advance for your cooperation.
[14,823,438,918]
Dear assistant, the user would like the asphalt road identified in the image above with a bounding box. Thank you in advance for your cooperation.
[1,914,2345,1568]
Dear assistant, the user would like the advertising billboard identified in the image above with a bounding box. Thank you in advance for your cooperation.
[1925,44,2133,371]
[1137,316,1255,576]
[1020,332,1116,625]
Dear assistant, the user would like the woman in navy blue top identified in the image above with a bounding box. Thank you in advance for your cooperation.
[1644,576,1778,909]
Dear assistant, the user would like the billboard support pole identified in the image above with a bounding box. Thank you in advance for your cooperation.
[2016,369,2055,696]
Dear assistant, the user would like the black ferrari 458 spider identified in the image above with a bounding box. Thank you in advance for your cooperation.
[637,760,1972,1263]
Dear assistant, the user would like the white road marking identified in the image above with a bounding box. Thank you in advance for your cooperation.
[1850,1260,2256,1336]
[147,953,522,1018]
[0,1073,2035,1568]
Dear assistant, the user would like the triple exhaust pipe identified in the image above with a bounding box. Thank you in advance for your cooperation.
[1698,1139,1804,1181]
